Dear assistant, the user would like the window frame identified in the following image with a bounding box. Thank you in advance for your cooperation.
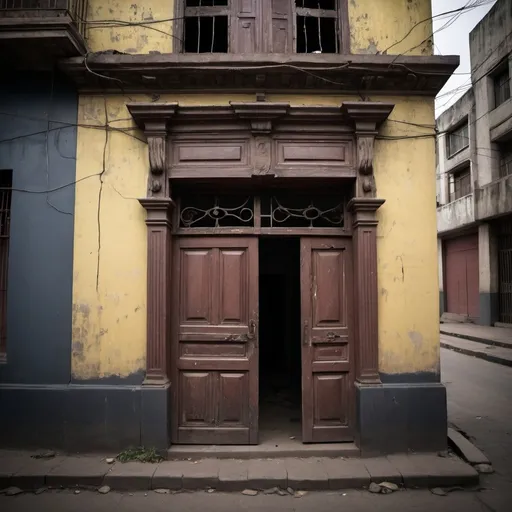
[446,120,469,159]
[448,165,471,203]
[493,62,511,109]
[499,143,512,179]
[173,0,350,55]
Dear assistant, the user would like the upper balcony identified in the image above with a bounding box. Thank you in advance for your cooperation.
[0,0,88,69]
[437,194,475,234]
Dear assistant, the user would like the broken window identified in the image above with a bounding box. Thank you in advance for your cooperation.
[0,170,12,359]
[183,0,229,53]
[179,0,347,54]
[295,0,339,53]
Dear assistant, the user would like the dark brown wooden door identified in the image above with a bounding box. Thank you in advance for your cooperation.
[300,238,354,443]
[172,237,259,445]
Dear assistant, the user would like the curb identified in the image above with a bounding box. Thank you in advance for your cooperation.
[1,457,479,493]
[440,330,512,350]
[440,341,512,367]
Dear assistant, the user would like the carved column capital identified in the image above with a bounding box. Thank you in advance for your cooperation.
[127,103,178,198]
[342,102,394,198]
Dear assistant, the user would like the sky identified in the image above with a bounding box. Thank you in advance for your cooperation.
[432,0,498,117]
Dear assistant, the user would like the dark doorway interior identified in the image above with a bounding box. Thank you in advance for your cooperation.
[259,237,302,443]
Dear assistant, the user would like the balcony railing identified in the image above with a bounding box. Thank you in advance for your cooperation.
[0,0,88,37]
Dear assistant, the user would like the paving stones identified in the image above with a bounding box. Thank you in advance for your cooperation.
[369,482,382,493]
[182,459,219,490]
[104,462,157,491]
[47,456,107,488]
[364,457,402,485]
[217,459,248,491]
[248,459,287,490]
[285,458,328,490]
[322,457,370,489]
[151,462,183,490]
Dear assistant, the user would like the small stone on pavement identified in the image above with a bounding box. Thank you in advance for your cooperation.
[35,487,48,495]
[207,489,215,493]
[294,491,307,498]
[475,463,494,474]
[154,489,171,494]
[242,489,258,496]
[74,490,81,495]
[369,483,382,494]
[379,482,399,492]
[286,487,294,495]
[277,489,288,496]
[98,486,111,494]
[5,487,23,496]
[263,487,279,495]
[430,487,448,496]
[106,458,115,464]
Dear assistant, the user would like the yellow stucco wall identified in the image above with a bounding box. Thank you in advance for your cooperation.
[73,0,438,379]
[85,0,432,56]
[73,93,438,379]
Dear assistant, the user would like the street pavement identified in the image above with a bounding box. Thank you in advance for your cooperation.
[1,347,510,511]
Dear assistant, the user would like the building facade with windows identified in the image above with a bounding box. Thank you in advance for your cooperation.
[1,0,458,455]
[437,0,512,326]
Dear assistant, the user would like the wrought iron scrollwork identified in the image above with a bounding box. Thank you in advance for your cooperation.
[262,196,344,228]
[180,196,254,228]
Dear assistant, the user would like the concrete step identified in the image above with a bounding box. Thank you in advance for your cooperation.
[168,442,360,460]
[441,335,512,367]
[0,451,479,492]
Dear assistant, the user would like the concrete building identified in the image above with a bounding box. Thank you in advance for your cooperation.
[437,0,512,327]
[1,0,458,456]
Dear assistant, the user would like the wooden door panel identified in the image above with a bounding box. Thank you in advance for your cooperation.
[173,237,258,445]
[301,238,354,443]
[180,249,213,324]
[219,249,248,324]
[217,372,249,426]
[180,372,213,426]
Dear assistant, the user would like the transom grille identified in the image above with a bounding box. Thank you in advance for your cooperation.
[178,193,345,229]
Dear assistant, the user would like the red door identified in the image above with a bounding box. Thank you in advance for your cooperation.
[445,234,479,319]
[300,238,354,443]
[172,237,259,444]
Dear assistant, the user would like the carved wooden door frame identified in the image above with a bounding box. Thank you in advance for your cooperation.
[129,101,393,443]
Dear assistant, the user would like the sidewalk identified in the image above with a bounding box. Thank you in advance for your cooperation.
[0,450,479,492]
[440,322,512,348]
[440,322,512,366]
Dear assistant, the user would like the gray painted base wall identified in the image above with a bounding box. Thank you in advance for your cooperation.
[356,382,447,456]
[0,384,170,453]
[479,292,499,326]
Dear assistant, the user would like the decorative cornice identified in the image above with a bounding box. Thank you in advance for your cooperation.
[59,53,460,96]
[230,102,290,134]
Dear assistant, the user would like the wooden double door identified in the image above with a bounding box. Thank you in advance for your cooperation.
[171,236,353,444]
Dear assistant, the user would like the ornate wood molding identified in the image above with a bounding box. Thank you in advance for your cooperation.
[139,198,175,385]
[348,197,385,385]
[128,103,178,198]
[343,102,394,198]
[231,101,289,176]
